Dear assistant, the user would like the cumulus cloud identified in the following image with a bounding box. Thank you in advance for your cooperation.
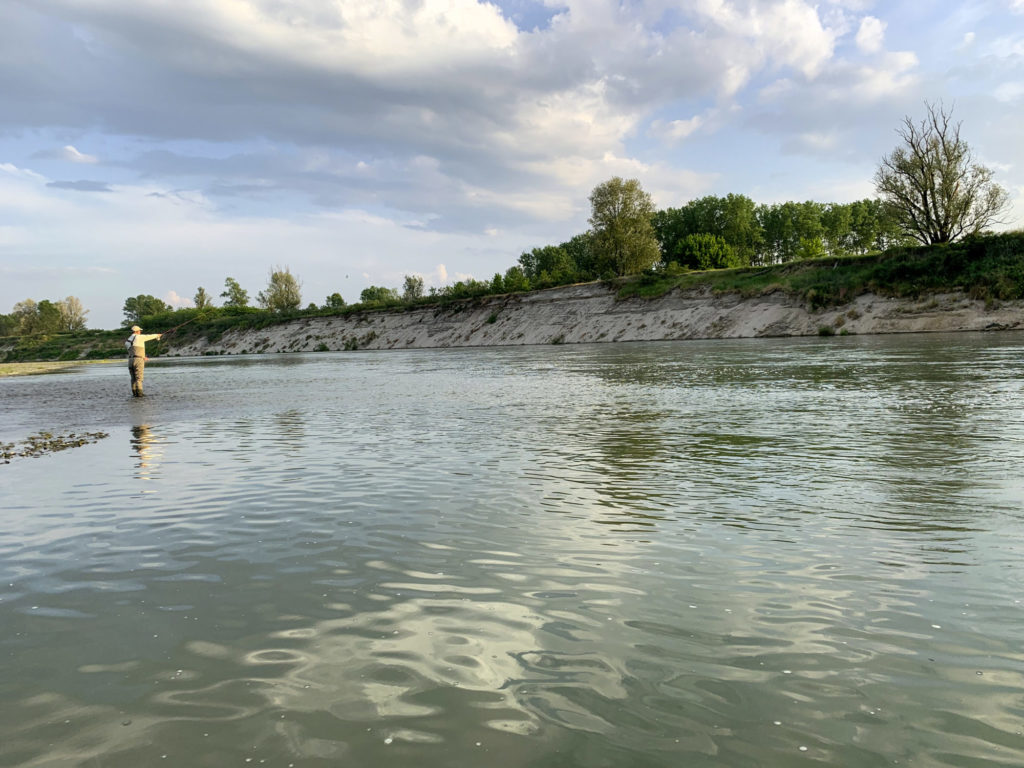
[649,115,705,143]
[692,0,839,78]
[164,290,191,308]
[855,16,886,54]
[0,0,855,234]
[2,0,1023,324]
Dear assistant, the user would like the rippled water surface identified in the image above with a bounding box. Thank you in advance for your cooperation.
[2,335,1023,767]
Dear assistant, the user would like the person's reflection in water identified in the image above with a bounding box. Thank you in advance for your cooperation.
[130,424,161,484]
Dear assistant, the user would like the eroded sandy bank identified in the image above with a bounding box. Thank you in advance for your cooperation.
[165,283,1024,357]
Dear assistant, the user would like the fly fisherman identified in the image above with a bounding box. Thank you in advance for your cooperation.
[126,325,163,397]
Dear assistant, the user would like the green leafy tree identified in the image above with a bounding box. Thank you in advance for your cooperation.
[796,236,828,261]
[440,279,491,300]
[875,101,1010,244]
[193,286,214,310]
[518,246,576,286]
[324,292,346,309]
[12,299,37,334]
[713,193,761,264]
[678,233,741,270]
[654,194,760,266]
[12,299,61,334]
[588,177,661,276]
[123,294,172,326]
[756,201,825,264]
[0,313,17,336]
[220,277,249,308]
[57,296,89,331]
[847,198,908,253]
[502,266,530,293]
[820,203,854,255]
[360,286,400,305]
[10,299,34,334]
[36,300,62,333]
[560,232,598,278]
[402,275,425,302]
[257,267,302,311]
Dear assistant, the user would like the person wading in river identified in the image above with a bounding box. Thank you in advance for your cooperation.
[126,325,163,397]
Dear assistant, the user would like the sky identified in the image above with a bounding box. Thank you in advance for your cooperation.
[2,0,1023,329]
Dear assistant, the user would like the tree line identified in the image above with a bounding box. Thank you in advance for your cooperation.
[2,102,1011,337]
[0,297,88,336]
[357,103,1010,302]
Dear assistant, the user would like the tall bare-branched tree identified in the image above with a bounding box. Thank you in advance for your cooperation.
[58,296,89,331]
[874,102,1009,245]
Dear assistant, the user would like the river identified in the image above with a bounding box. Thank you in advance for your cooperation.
[2,334,1023,767]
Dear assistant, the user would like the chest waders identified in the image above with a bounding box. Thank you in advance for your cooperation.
[127,336,146,397]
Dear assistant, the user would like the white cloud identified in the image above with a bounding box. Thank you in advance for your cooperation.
[62,145,98,164]
[80,0,521,77]
[3,0,1024,323]
[849,51,919,100]
[855,16,886,54]
[693,0,839,78]
[649,115,705,143]
[796,131,839,151]
[165,290,190,308]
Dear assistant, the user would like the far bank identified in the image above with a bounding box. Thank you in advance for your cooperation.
[3,234,1023,363]
[161,282,1023,357]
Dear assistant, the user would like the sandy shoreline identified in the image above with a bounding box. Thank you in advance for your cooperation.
[3,284,1022,372]
[1,360,96,378]
[0,360,117,378]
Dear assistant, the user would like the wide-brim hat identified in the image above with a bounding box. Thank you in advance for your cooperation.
[131,325,142,331]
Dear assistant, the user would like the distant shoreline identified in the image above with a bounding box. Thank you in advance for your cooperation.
[163,285,1024,357]
[0,360,117,378]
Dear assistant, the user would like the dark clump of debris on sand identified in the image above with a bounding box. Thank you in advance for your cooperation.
[2,431,109,463]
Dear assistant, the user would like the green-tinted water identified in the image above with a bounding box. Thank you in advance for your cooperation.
[2,334,1023,767]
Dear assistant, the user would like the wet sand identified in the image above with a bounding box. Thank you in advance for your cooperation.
[0,360,117,378]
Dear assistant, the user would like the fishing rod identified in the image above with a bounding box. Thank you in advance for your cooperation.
[161,310,211,337]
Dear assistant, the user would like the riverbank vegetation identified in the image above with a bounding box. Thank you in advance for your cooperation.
[3,230,1022,363]
[2,105,1017,363]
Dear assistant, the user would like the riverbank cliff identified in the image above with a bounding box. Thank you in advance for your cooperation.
[162,283,1023,357]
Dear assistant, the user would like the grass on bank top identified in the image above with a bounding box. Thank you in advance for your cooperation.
[616,231,1024,308]
[3,231,1023,364]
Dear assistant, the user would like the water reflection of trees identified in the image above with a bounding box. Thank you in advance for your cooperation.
[538,407,675,532]
[859,360,985,550]
[272,410,307,455]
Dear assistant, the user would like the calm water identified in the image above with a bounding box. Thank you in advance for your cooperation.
[2,335,1023,768]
